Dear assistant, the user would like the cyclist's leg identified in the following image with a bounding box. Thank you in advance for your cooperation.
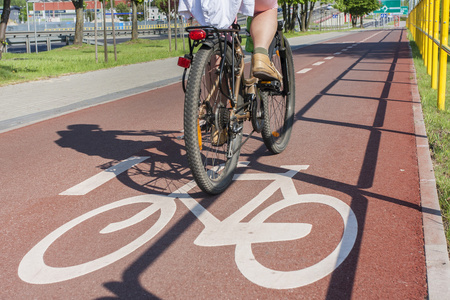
[250,2,281,81]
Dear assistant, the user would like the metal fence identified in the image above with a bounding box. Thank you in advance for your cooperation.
[407,0,450,110]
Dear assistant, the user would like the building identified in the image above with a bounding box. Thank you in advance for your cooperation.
[0,6,21,24]
[29,1,165,22]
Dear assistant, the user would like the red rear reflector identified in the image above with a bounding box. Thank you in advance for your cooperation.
[189,29,206,41]
[178,56,191,68]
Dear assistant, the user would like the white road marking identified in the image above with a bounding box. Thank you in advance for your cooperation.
[324,56,334,60]
[20,161,358,289]
[334,52,342,55]
[297,68,312,74]
[60,156,150,195]
[313,61,325,66]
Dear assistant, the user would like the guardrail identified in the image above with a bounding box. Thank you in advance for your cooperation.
[4,32,73,53]
[4,27,176,53]
[407,0,450,110]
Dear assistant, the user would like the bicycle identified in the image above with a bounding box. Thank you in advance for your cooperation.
[178,20,296,194]
[18,161,358,289]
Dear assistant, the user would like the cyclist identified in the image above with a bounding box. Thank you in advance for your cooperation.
[178,0,282,81]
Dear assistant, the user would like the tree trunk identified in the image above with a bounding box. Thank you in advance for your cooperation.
[0,0,11,59]
[291,5,298,31]
[132,1,138,40]
[352,16,358,27]
[360,16,364,28]
[72,0,84,45]
[305,2,315,31]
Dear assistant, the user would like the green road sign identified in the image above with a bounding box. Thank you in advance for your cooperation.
[373,0,402,14]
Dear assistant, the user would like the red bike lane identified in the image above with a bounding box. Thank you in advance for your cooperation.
[0,28,431,299]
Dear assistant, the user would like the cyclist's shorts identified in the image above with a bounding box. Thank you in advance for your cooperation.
[254,0,278,15]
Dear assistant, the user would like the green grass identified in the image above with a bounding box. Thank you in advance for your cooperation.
[408,32,450,251]
[0,38,189,86]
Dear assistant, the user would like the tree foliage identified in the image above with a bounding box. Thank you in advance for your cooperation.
[336,0,381,27]
[116,2,130,21]
[152,0,176,16]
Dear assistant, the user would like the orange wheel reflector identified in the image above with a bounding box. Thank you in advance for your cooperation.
[276,50,280,57]
[272,131,280,138]
[197,120,203,150]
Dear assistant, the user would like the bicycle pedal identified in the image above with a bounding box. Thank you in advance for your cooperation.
[257,80,281,92]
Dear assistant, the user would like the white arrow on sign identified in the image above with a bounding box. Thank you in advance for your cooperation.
[382,5,388,12]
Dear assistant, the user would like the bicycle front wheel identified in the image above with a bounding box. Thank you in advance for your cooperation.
[184,43,243,195]
[261,35,296,154]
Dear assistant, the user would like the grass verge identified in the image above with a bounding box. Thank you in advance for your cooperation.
[0,38,189,86]
[408,32,450,251]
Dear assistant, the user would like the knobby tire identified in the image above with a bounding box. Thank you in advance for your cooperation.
[184,43,243,195]
[261,35,295,154]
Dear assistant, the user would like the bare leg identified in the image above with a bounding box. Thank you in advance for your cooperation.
[250,8,282,81]
[250,8,277,50]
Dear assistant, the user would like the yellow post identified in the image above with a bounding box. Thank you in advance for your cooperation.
[427,0,431,64]
[421,0,425,54]
[422,0,428,61]
[438,0,449,110]
[427,0,434,75]
[431,0,440,89]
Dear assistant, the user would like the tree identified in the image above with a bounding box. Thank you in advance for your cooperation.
[278,0,319,32]
[153,0,177,50]
[0,0,11,59]
[116,2,130,21]
[72,0,84,45]
[130,0,144,40]
[152,0,176,16]
[336,0,381,27]
[297,0,320,32]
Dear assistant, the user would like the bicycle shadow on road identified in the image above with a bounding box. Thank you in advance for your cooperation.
[55,124,196,195]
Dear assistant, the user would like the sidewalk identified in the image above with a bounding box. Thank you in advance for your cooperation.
[1,25,449,298]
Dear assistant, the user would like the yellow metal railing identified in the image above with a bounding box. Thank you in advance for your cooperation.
[407,0,450,110]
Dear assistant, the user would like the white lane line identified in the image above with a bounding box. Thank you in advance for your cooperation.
[324,56,334,60]
[297,68,312,74]
[334,52,342,55]
[342,49,348,51]
[60,156,150,195]
[313,61,325,66]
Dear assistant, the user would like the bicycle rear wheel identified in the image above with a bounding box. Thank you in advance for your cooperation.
[261,34,295,154]
[184,43,243,195]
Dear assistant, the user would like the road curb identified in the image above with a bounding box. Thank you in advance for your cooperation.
[409,47,450,299]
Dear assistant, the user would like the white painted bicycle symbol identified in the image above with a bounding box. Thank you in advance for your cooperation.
[18,161,358,289]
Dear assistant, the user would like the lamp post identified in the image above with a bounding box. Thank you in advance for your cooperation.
[26,1,30,31]
[27,0,39,53]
